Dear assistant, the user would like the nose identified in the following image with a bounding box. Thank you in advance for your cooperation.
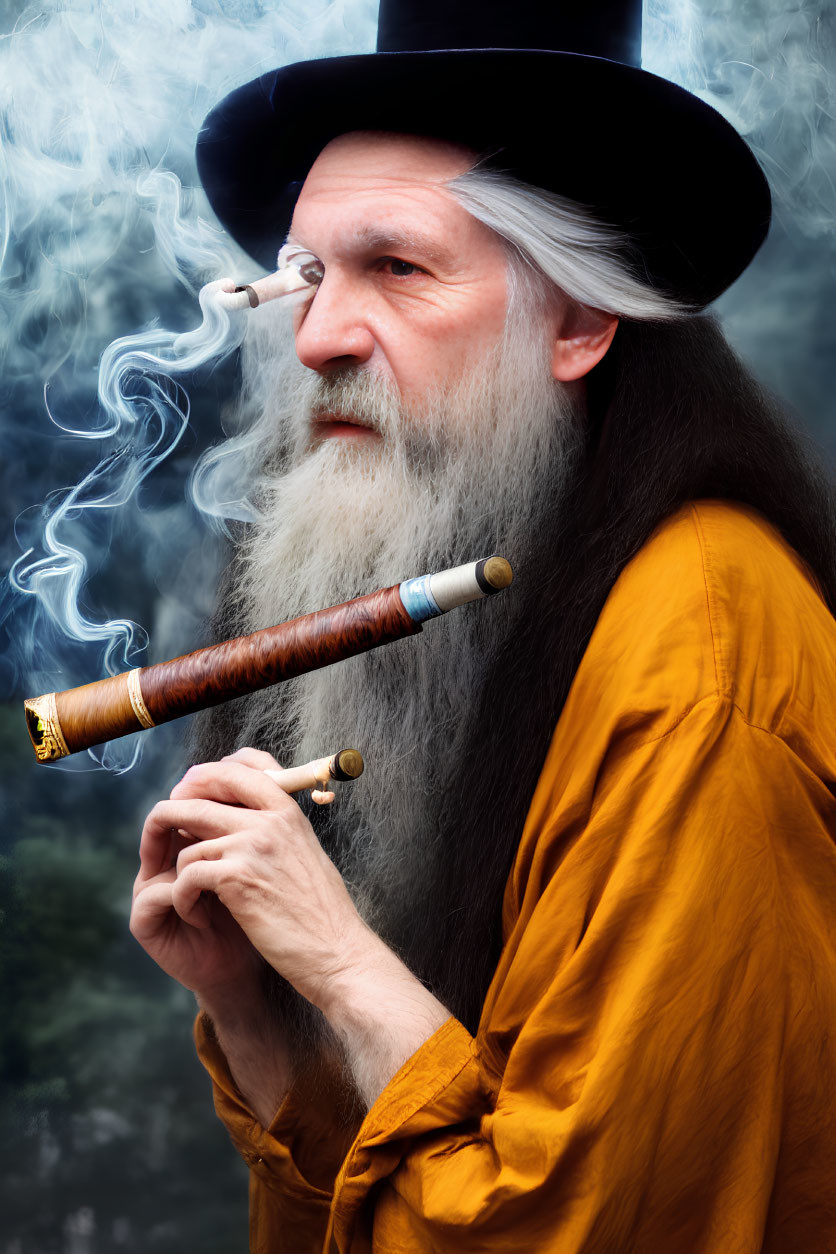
[293,273,376,373]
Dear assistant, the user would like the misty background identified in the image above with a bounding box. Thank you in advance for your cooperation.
[0,1,834,1250]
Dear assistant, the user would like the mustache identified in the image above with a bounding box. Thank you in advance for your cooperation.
[304,368,402,437]
[292,367,455,474]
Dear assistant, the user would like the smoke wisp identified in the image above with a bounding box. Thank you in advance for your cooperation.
[0,0,832,776]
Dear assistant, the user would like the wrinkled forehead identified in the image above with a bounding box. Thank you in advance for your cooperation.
[289,131,502,264]
[304,131,478,187]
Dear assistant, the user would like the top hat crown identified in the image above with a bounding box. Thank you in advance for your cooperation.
[376,0,641,63]
[196,0,771,307]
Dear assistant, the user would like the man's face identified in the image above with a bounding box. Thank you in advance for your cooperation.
[287,132,511,442]
[205,141,583,992]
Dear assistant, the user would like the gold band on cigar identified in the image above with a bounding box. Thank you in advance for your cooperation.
[127,669,155,730]
[23,692,71,763]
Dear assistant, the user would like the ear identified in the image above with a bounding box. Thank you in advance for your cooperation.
[551,304,619,382]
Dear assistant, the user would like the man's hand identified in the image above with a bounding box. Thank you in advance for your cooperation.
[130,749,295,1124]
[137,750,371,1011]
[132,748,450,1109]
[130,763,264,1004]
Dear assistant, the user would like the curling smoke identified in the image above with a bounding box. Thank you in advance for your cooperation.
[643,0,836,447]
[6,284,247,771]
[0,0,378,771]
[0,0,833,773]
[644,0,836,239]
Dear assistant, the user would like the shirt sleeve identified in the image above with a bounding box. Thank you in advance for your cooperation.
[194,1014,335,1253]
[321,696,836,1252]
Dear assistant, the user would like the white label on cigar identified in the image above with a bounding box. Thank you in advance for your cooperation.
[400,557,510,622]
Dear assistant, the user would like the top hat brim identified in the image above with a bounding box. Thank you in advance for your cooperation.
[196,49,771,308]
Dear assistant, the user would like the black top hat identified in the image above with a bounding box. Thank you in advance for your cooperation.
[196,0,771,308]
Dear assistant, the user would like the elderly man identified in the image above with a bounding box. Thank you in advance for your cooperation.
[130,2,836,1250]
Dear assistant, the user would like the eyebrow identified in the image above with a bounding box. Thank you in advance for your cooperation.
[287,226,457,268]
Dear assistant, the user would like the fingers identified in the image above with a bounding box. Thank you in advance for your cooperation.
[132,856,217,934]
[139,798,245,878]
[221,747,283,771]
[176,835,226,874]
[130,863,213,974]
[170,859,226,928]
[171,760,294,813]
[130,876,176,942]
[135,820,193,883]
[140,759,298,883]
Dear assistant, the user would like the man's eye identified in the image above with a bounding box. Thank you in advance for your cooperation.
[385,258,419,277]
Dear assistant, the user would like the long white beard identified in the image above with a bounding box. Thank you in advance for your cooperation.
[196,300,582,990]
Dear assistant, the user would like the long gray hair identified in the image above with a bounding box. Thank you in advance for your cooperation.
[191,162,834,1054]
[448,165,692,319]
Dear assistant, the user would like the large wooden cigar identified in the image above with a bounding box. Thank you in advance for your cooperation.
[24,556,512,763]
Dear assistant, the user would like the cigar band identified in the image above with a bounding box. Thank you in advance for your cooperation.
[399,574,442,623]
[127,669,155,730]
[24,692,71,762]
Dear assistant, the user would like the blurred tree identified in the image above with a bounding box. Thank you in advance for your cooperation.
[0,704,248,1251]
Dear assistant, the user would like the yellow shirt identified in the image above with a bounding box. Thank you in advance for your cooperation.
[196,501,836,1252]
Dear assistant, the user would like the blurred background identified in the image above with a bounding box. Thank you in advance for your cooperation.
[0,1,833,1250]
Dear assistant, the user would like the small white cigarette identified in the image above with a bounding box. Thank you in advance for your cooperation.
[212,248,324,312]
[213,268,310,311]
[264,748,364,796]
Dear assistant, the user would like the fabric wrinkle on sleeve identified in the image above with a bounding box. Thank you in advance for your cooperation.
[327,1016,487,1251]
[324,697,836,1253]
[194,1013,334,1252]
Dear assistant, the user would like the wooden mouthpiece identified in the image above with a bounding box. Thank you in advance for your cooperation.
[331,748,364,781]
[479,555,513,591]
